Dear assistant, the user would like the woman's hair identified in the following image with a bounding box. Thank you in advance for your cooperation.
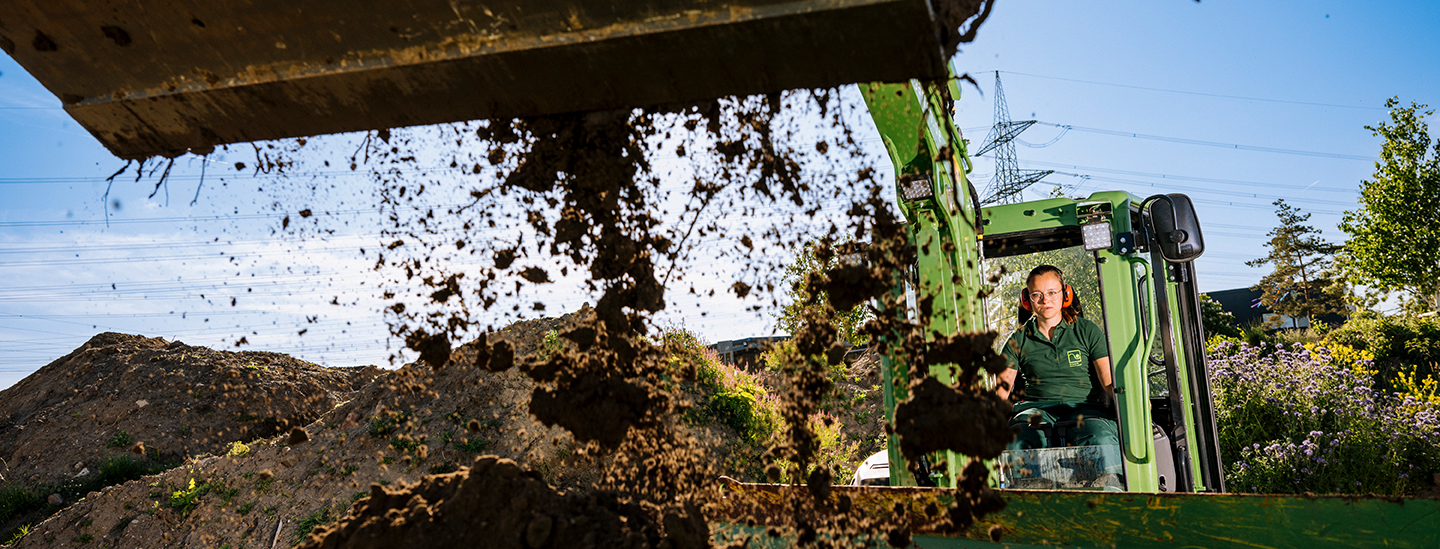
[1026,264,1080,324]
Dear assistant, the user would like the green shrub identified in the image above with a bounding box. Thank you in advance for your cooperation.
[368,411,409,438]
[1327,313,1440,391]
[670,329,780,444]
[226,441,250,458]
[768,412,860,484]
[538,330,567,361]
[106,431,132,448]
[167,478,211,516]
[1199,294,1242,339]
[1209,340,1440,494]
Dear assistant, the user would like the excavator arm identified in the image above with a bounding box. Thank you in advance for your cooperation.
[858,75,986,488]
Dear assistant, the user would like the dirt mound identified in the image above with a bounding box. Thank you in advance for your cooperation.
[0,332,371,490]
[301,456,705,549]
[6,312,612,548]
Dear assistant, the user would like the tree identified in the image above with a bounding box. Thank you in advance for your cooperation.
[1339,98,1440,311]
[1198,294,1242,339]
[1246,199,1346,327]
[777,241,872,346]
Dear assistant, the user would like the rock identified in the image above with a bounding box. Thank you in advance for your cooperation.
[75,467,89,478]
[136,399,149,407]
[288,427,309,445]
[340,412,361,430]
[47,493,62,505]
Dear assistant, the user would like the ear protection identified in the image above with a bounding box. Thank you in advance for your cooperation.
[1019,284,1074,311]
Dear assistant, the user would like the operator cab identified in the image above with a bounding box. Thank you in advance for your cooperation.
[985,246,1128,491]
[974,192,1222,494]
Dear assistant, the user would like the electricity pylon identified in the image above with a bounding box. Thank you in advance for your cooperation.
[975,71,1053,204]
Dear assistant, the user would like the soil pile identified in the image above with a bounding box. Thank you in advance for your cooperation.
[0,332,371,490]
[3,310,644,548]
[304,455,706,549]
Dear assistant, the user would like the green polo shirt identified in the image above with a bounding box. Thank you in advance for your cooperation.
[1003,317,1110,403]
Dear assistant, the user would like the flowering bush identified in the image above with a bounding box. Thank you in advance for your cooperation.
[1209,340,1440,494]
[1327,313,1440,392]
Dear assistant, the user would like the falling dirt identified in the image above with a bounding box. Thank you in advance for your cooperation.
[9,2,1008,546]
[302,456,707,549]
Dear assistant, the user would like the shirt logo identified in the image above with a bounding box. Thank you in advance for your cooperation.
[1067,349,1084,368]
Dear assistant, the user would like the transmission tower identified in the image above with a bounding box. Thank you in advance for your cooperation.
[974,71,1053,204]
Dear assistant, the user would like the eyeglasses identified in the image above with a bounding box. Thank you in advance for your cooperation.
[1028,289,1063,302]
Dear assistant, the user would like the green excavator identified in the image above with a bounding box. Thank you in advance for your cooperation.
[4,1,1435,547]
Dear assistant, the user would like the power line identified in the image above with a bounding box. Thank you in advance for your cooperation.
[1019,160,1358,194]
[996,70,1387,112]
[1036,121,1377,161]
[977,72,1052,204]
[1052,172,1358,208]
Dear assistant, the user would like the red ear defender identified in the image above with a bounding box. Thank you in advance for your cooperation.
[1021,285,1073,310]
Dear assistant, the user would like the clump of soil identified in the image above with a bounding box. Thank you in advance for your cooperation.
[0,332,370,490]
[302,456,706,549]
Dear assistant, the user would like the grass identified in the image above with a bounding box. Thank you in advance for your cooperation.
[0,454,176,527]
[367,411,409,438]
[452,438,490,454]
[4,523,32,545]
[387,436,421,454]
[0,486,44,522]
[293,508,332,544]
[106,430,133,448]
[236,502,256,515]
[427,462,458,475]
[217,485,241,505]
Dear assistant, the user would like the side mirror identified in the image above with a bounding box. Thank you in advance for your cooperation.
[1143,194,1204,262]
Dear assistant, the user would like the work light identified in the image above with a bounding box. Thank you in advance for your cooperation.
[1081,221,1113,251]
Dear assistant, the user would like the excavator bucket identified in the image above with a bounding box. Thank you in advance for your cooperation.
[716,480,1440,548]
[0,0,952,159]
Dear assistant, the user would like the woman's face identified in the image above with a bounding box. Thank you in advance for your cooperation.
[1027,272,1065,321]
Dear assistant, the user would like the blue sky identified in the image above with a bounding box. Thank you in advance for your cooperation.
[2,0,1437,388]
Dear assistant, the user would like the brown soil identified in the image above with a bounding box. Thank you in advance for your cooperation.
[36,7,1012,541]
[0,332,371,491]
[302,456,706,549]
[4,312,618,548]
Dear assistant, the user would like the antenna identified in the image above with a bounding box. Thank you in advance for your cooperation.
[975,71,1053,204]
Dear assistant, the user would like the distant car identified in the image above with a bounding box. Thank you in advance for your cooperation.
[849,450,890,486]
